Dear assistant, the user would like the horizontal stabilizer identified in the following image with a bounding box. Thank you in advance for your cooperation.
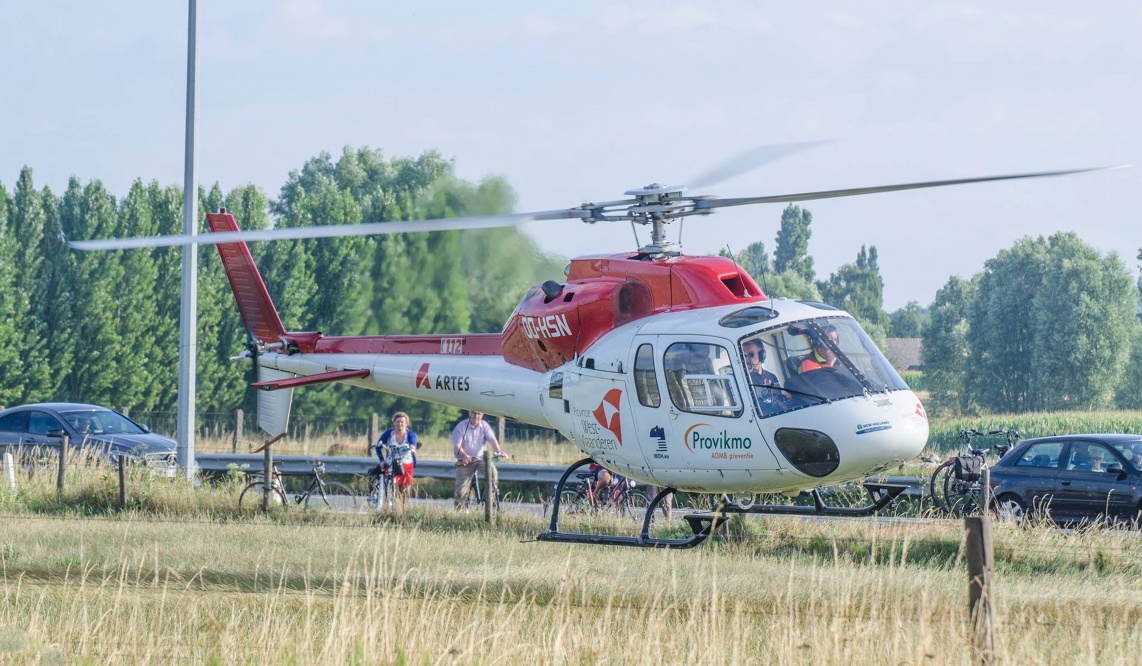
[251,368,371,392]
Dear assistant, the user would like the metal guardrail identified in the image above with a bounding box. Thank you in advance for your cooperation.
[195,453,928,495]
[194,453,564,484]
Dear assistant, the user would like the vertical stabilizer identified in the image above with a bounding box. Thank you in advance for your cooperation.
[206,211,287,344]
[256,368,295,439]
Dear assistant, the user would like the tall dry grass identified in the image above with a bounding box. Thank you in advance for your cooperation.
[2,505,1142,663]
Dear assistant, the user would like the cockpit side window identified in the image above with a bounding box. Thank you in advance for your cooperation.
[663,342,742,417]
[633,343,661,408]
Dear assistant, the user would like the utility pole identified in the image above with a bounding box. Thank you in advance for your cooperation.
[176,0,199,479]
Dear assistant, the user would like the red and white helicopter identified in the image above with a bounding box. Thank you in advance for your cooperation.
[73,157,1119,548]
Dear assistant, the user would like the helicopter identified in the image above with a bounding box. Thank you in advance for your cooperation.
[71,153,1122,548]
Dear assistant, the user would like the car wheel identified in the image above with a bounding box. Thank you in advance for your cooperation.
[995,493,1027,527]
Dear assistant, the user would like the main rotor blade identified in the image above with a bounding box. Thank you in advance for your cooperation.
[686,140,831,190]
[694,166,1130,211]
[69,208,591,251]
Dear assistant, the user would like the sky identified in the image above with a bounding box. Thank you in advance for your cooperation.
[1,1,1139,311]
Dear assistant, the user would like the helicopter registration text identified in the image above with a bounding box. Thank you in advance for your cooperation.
[520,314,572,339]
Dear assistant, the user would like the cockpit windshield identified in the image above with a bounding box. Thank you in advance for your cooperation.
[738,316,909,417]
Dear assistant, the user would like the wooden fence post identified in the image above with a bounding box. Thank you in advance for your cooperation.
[57,433,68,495]
[369,412,379,451]
[118,454,127,510]
[966,515,996,665]
[979,467,991,518]
[497,416,505,446]
[484,448,494,523]
[234,409,244,454]
[263,443,274,513]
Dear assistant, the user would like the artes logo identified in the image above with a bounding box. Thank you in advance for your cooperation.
[591,389,623,445]
[415,363,431,389]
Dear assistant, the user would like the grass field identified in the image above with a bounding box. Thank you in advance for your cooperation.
[2,488,1142,663]
[5,414,1142,661]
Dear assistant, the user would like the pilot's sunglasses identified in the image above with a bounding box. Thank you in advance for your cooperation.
[745,352,760,358]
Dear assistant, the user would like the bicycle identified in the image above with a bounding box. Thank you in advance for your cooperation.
[989,428,1021,460]
[929,428,1017,516]
[239,461,359,512]
[460,451,506,511]
[556,470,651,520]
[367,441,416,511]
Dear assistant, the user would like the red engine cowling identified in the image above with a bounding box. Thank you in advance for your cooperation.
[501,253,765,372]
[501,277,653,372]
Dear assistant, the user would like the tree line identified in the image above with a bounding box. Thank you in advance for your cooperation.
[0,147,563,432]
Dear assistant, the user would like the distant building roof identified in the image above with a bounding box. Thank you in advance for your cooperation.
[885,338,923,371]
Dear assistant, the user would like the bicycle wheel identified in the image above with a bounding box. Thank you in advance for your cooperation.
[942,471,980,516]
[384,477,396,510]
[304,481,360,512]
[366,478,381,509]
[928,460,956,513]
[239,480,287,512]
[559,488,591,515]
[621,490,652,521]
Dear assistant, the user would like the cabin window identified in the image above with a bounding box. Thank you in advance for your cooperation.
[663,342,742,417]
[633,344,661,408]
[549,372,563,400]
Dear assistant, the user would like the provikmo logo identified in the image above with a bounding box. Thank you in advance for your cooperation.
[591,388,623,445]
[683,424,753,453]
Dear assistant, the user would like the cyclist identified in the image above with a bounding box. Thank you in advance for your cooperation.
[589,462,616,498]
[451,411,506,509]
[376,411,419,509]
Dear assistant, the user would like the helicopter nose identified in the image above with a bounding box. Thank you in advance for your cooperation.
[839,396,929,474]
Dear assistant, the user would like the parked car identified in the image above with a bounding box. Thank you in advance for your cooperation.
[0,403,177,476]
[989,434,1142,526]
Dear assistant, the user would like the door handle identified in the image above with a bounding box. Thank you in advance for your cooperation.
[668,408,679,420]
[1060,480,1071,486]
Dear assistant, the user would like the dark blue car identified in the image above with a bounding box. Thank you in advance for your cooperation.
[989,434,1142,526]
[0,403,177,475]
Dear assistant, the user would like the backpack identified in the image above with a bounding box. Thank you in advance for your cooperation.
[954,455,982,482]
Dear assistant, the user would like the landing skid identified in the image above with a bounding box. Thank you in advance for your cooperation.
[536,458,909,549]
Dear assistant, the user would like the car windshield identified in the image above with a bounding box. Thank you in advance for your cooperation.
[738,316,909,417]
[61,410,146,436]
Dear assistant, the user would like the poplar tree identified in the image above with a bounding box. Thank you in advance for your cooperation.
[113,181,163,410]
[34,186,76,400]
[61,179,124,405]
[773,204,814,282]
[10,168,52,400]
[0,183,25,406]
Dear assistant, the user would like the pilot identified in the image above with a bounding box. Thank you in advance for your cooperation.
[800,325,839,373]
[742,339,782,414]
